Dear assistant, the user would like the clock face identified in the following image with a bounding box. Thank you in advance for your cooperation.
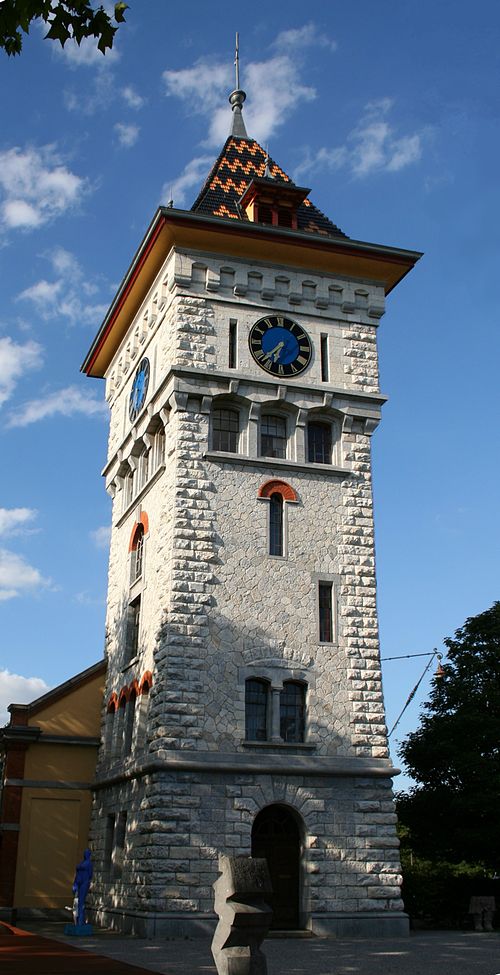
[129,357,150,422]
[249,315,312,377]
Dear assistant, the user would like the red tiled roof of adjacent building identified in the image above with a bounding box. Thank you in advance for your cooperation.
[190,136,348,239]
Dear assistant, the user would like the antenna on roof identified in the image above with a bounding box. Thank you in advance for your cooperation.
[228,32,248,140]
[263,146,272,179]
[235,31,240,90]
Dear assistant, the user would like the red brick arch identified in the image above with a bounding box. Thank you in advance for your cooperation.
[257,479,297,502]
[128,511,149,552]
[139,671,153,694]
[106,692,118,714]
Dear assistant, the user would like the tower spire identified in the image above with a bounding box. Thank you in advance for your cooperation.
[228,32,248,139]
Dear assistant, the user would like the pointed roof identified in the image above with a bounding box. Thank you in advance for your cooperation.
[190,136,348,239]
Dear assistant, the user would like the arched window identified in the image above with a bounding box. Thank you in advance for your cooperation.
[136,677,151,751]
[245,679,269,741]
[212,408,239,453]
[307,421,332,464]
[260,414,287,459]
[280,681,306,742]
[269,493,284,557]
[130,524,144,584]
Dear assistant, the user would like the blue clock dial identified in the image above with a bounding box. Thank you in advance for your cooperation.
[249,315,312,377]
[129,357,150,422]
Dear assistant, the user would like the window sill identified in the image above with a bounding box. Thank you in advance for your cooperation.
[205,452,353,477]
[121,655,139,673]
[241,740,316,751]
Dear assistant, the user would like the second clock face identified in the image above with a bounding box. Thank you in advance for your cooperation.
[129,357,150,422]
[249,315,312,377]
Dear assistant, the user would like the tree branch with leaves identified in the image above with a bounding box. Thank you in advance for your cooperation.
[0,1,128,56]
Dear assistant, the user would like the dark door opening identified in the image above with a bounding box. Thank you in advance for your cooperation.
[251,804,301,930]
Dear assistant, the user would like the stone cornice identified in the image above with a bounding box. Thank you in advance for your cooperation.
[93,749,399,789]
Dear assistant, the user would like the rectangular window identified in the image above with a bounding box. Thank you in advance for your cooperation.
[213,409,239,453]
[104,813,115,876]
[125,595,141,663]
[319,581,334,642]
[320,334,329,382]
[229,319,237,369]
[112,811,127,879]
[261,415,287,459]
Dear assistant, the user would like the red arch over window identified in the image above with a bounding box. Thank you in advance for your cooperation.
[118,687,129,706]
[129,678,140,697]
[128,511,149,552]
[139,671,153,694]
[107,692,118,714]
[258,479,297,503]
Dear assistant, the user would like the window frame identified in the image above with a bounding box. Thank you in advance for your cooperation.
[260,413,288,460]
[211,406,241,453]
[307,419,333,465]
[318,579,336,644]
[280,680,306,743]
[245,678,270,741]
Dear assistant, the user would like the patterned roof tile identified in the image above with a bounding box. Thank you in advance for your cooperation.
[190,137,347,239]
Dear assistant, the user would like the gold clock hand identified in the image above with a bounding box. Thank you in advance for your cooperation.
[263,341,285,363]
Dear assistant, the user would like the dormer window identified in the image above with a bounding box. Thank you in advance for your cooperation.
[238,177,310,232]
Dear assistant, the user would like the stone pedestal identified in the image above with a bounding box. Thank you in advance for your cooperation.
[212,855,273,975]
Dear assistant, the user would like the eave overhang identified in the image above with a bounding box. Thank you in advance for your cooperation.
[82,207,422,379]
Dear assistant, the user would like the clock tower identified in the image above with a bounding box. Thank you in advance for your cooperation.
[83,82,421,938]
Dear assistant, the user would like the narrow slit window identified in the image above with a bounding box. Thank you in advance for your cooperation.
[319,581,334,642]
[229,319,237,369]
[269,493,284,557]
[320,334,329,382]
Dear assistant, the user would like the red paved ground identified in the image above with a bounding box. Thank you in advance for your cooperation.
[0,922,159,974]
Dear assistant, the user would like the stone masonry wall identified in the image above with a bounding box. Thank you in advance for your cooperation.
[89,769,402,932]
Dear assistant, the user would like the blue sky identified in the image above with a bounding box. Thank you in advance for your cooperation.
[1,1,498,787]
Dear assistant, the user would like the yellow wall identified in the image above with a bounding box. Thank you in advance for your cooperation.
[27,671,104,737]
[14,789,92,908]
[12,665,104,908]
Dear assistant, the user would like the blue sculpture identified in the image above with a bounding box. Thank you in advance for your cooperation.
[73,848,93,925]
[64,848,93,936]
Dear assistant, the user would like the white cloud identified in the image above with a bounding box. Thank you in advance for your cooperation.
[0,336,44,407]
[122,85,145,110]
[17,248,108,327]
[0,547,50,601]
[0,146,87,232]
[54,34,120,67]
[164,154,214,207]
[273,22,337,53]
[0,508,37,536]
[7,385,107,428]
[90,525,111,549]
[114,122,140,148]
[0,670,50,726]
[163,41,316,149]
[294,99,423,182]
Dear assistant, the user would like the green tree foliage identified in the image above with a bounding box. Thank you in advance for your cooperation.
[397,601,500,870]
[0,1,128,56]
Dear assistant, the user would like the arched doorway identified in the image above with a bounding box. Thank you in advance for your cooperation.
[251,804,302,930]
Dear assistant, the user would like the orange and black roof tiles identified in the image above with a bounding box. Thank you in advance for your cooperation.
[190,137,348,239]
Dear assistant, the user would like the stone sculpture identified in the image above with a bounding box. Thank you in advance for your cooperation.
[469,895,495,932]
[212,855,273,975]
